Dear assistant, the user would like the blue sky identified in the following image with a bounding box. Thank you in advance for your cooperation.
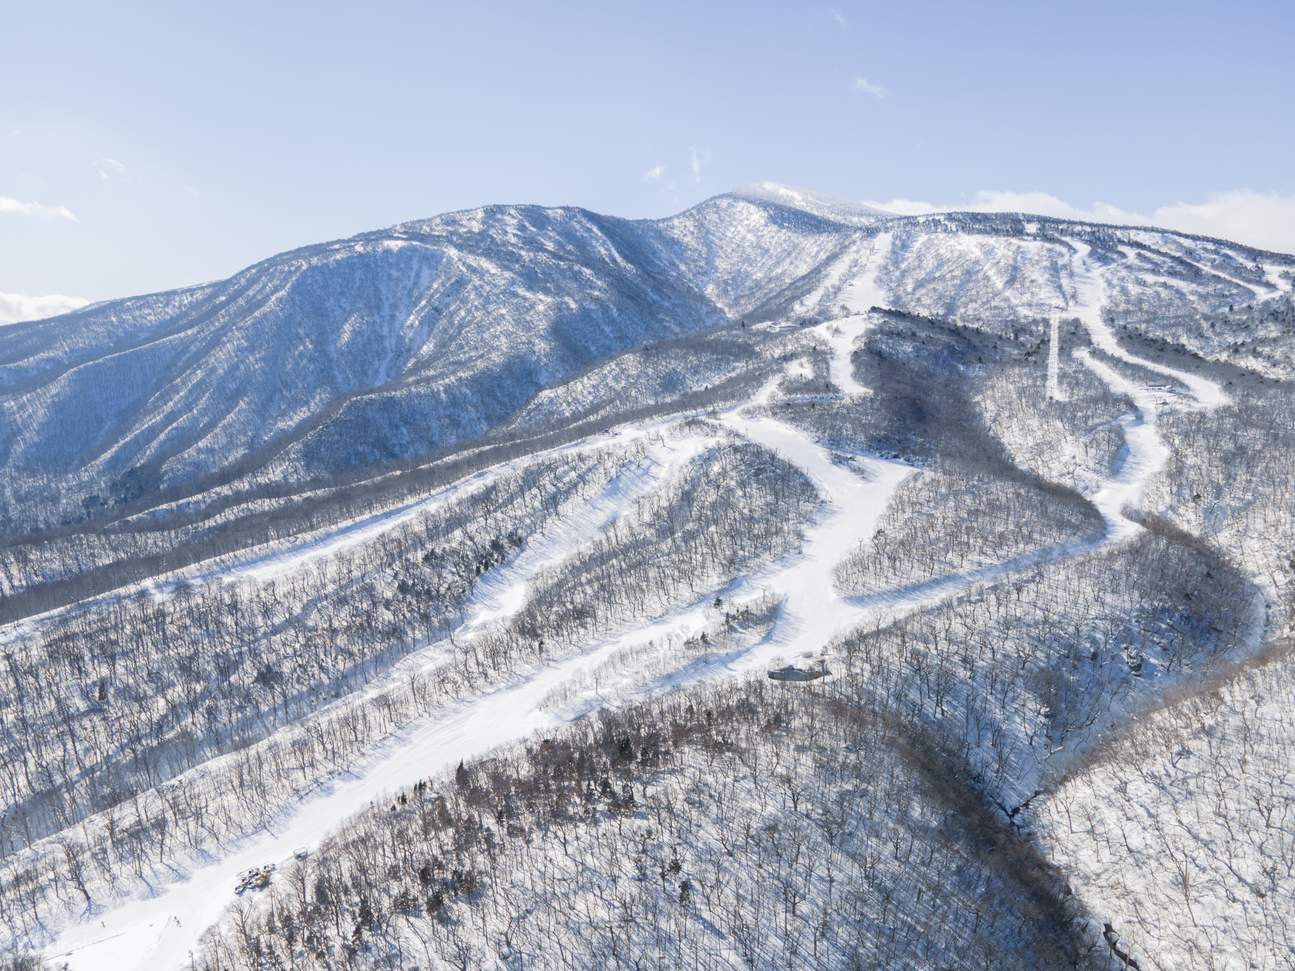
[3,0,1293,317]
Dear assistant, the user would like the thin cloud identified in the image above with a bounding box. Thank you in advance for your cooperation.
[0,196,78,221]
[853,76,888,98]
[831,8,848,28]
[866,190,1141,222]
[0,291,89,325]
[642,164,666,182]
[95,158,127,180]
[864,188,1295,253]
[689,146,710,185]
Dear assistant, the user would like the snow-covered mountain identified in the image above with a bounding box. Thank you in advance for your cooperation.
[1,185,1290,535]
[4,183,1295,971]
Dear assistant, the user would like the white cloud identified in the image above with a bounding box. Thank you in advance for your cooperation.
[863,188,1295,253]
[95,157,127,180]
[0,196,78,221]
[1151,191,1295,255]
[863,197,941,216]
[955,190,1142,223]
[689,146,710,185]
[865,189,1148,223]
[0,291,89,325]
[853,76,888,98]
[831,8,848,28]
[642,164,666,182]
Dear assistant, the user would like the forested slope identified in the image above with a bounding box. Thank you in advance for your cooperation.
[2,187,1293,970]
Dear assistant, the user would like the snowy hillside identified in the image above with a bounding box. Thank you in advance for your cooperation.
[2,185,1294,971]
[3,188,1289,543]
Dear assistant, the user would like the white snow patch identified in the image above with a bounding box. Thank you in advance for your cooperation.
[838,231,892,314]
[1046,313,1066,401]
[1069,240,1230,408]
[816,316,874,397]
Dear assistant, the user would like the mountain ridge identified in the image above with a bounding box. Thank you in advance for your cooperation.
[1,185,1291,537]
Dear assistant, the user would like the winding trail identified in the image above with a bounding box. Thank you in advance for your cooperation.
[1067,240,1228,539]
[41,237,1238,970]
[1070,240,1229,408]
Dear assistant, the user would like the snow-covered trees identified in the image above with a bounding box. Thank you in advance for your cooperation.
[3,195,1295,969]
[193,678,1097,971]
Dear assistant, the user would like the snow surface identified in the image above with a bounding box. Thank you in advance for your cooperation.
[0,419,680,652]
[1070,240,1229,408]
[34,221,1251,971]
[458,434,714,634]
[729,182,892,226]
[813,317,872,397]
[1066,239,1228,539]
[42,325,911,970]
[1046,313,1066,401]
[5,190,1280,536]
[800,231,893,397]
[43,433,717,971]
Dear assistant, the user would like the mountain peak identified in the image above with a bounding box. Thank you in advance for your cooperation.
[725,182,893,225]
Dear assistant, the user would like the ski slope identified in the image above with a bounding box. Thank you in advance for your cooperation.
[40,236,1241,968]
[40,335,911,970]
[1046,313,1065,401]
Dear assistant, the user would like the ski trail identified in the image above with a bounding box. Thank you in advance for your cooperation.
[813,317,873,397]
[1068,240,1229,408]
[176,421,671,591]
[1065,238,1230,537]
[0,419,678,648]
[45,604,716,971]
[1072,351,1174,540]
[845,534,1098,615]
[461,434,714,633]
[1171,250,1281,303]
[851,239,1231,609]
[40,438,718,971]
[806,231,893,398]
[840,231,892,314]
[1261,262,1292,296]
[719,274,912,665]
[1045,313,1065,401]
[714,413,912,673]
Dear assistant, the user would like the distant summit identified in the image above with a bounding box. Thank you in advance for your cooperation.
[727,181,894,225]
